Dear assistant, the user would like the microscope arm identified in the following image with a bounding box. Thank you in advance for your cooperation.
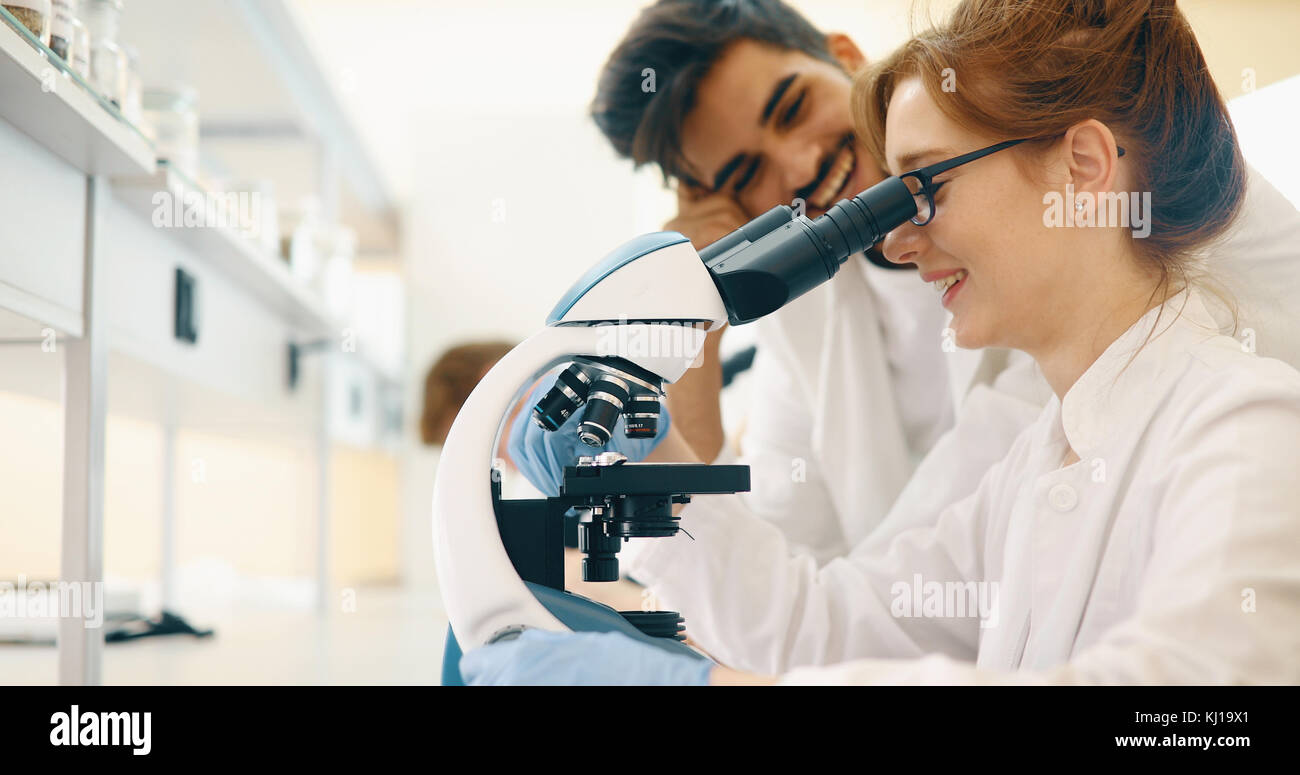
[433,323,707,649]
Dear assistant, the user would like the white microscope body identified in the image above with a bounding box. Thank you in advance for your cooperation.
[432,233,726,650]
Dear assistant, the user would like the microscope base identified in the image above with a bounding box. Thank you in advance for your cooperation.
[440,581,709,686]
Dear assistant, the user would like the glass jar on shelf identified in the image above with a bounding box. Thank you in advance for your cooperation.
[84,0,123,105]
[287,198,325,284]
[89,36,125,106]
[49,0,76,60]
[2,0,52,46]
[69,16,88,78]
[121,44,141,124]
[80,0,117,41]
[234,180,280,258]
[142,86,200,179]
[318,227,357,321]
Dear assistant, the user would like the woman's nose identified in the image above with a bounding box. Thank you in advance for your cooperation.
[881,221,926,266]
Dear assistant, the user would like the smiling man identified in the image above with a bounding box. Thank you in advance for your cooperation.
[672,40,878,221]
[588,0,957,563]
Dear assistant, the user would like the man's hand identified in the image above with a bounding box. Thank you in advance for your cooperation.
[659,183,746,462]
[664,182,751,249]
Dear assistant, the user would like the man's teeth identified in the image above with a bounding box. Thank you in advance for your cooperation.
[811,146,854,209]
[931,269,968,293]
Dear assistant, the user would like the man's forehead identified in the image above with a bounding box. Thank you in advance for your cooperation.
[679,41,804,180]
[704,39,799,100]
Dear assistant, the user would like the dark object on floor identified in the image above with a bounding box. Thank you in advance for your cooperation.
[104,610,215,643]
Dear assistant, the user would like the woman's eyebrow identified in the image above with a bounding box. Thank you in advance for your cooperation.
[896,147,955,171]
[760,73,798,126]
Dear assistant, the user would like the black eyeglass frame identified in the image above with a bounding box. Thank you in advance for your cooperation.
[899,137,1126,226]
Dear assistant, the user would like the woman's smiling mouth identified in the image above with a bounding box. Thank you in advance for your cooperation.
[921,268,970,308]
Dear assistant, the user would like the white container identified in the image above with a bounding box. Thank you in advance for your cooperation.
[121,44,141,123]
[219,178,281,257]
[84,0,123,105]
[318,227,357,321]
[143,87,200,179]
[69,16,88,78]
[288,200,325,284]
[80,0,118,42]
[3,0,52,46]
[89,36,125,106]
[287,204,358,318]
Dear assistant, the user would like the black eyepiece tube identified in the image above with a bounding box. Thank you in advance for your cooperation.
[697,204,795,263]
[702,176,917,325]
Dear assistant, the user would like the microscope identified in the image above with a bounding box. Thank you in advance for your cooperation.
[435,175,919,684]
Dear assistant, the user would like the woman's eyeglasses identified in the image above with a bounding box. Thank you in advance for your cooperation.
[899,138,1126,226]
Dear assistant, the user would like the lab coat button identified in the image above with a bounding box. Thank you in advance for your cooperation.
[1048,483,1078,512]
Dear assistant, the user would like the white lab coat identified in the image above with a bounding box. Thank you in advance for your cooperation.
[623,167,1300,681]
[630,288,1300,683]
[716,252,954,563]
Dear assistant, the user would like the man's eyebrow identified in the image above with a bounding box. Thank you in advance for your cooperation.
[712,153,747,190]
[896,147,955,171]
[759,73,798,126]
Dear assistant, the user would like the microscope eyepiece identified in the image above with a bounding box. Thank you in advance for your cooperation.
[702,175,918,325]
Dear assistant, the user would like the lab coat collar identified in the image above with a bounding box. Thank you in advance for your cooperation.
[1058,287,1220,458]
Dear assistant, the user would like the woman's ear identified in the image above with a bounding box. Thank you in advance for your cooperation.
[1062,119,1122,197]
[826,33,867,73]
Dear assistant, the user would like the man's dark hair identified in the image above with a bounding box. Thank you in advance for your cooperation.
[591,0,835,186]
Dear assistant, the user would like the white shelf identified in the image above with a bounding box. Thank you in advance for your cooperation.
[0,14,155,177]
[0,278,82,337]
[109,164,404,391]
[111,163,335,336]
[229,0,394,217]
[119,0,399,253]
[0,279,81,338]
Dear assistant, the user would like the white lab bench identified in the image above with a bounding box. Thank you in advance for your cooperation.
[0,4,401,685]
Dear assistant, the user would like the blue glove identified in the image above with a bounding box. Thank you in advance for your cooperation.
[507,375,670,496]
[460,628,713,686]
